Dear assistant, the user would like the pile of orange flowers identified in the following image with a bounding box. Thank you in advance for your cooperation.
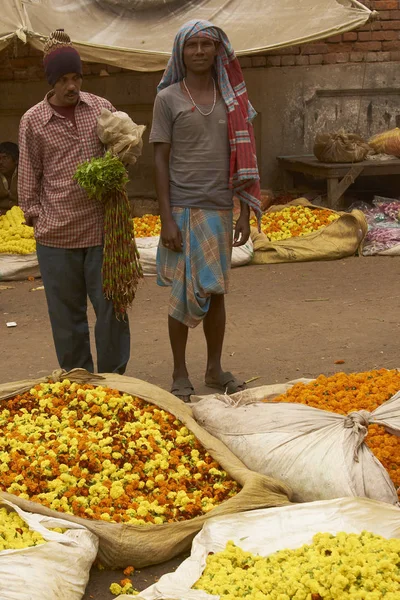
[0,381,240,525]
[249,205,339,241]
[133,214,161,238]
[272,369,400,495]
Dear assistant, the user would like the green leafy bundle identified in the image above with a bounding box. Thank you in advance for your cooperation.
[74,153,142,317]
[74,152,128,200]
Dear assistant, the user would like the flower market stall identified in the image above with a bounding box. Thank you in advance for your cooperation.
[0,369,290,569]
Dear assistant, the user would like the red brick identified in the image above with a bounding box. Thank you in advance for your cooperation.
[350,52,365,62]
[238,56,252,68]
[268,45,300,55]
[343,32,358,41]
[27,46,43,57]
[0,68,14,80]
[265,56,281,66]
[357,21,383,30]
[251,56,267,67]
[382,19,400,28]
[309,54,324,65]
[391,10,400,18]
[336,52,350,63]
[89,63,104,74]
[365,52,390,62]
[390,50,400,59]
[353,41,382,51]
[371,1,399,9]
[371,30,398,40]
[326,34,342,43]
[281,55,296,66]
[300,43,329,54]
[106,65,122,73]
[295,55,309,65]
[14,70,28,80]
[9,57,40,68]
[12,44,30,58]
[372,10,391,19]
[382,40,400,50]
[358,31,372,41]
[323,54,339,64]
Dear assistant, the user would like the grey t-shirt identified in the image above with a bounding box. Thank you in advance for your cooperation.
[149,82,233,210]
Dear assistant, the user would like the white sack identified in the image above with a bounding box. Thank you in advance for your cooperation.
[191,381,400,504]
[0,253,40,281]
[118,497,400,600]
[0,498,98,600]
[136,236,254,276]
[97,109,146,165]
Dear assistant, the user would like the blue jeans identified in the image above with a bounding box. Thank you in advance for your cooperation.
[36,243,130,374]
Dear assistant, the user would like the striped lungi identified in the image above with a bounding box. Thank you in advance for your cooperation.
[157,207,233,328]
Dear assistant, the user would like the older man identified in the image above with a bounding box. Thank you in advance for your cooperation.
[18,29,130,374]
[150,20,261,402]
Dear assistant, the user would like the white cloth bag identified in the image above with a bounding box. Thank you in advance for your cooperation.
[0,499,98,600]
[190,381,400,504]
[116,497,400,600]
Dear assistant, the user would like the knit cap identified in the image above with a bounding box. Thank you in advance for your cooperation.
[43,29,82,86]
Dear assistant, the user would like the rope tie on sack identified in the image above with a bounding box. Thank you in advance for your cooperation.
[344,410,371,462]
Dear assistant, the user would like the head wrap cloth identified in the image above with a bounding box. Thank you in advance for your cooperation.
[158,20,261,218]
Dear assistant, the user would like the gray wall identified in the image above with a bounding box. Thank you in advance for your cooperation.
[1,62,400,209]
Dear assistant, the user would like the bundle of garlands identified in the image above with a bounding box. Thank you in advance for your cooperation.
[74,152,143,317]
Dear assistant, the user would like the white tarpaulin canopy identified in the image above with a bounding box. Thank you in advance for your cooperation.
[1,1,372,72]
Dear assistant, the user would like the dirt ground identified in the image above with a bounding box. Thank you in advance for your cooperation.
[1,256,400,598]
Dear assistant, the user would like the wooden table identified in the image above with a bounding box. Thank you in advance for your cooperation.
[277,154,400,210]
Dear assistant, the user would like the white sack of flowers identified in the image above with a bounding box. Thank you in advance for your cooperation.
[116,497,400,600]
[191,376,400,505]
[0,498,98,600]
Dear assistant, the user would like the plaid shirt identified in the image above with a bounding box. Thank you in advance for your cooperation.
[18,91,115,248]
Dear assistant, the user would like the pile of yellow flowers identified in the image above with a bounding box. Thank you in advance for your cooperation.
[194,531,400,599]
[250,206,339,241]
[0,206,36,254]
[0,507,64,551]
[0,380,240,525]
[133,214,161,238]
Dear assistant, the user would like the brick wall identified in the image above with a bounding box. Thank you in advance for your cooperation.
[239,0,400,68]
[0,1,399,78]
[0,42,125,82]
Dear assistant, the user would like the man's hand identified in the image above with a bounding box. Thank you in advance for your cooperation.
[25,216,38,228]
[233,212,251,247]
[161,218,183,252]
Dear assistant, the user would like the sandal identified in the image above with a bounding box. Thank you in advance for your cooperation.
[205,371,246,394]
[171,377,195,403]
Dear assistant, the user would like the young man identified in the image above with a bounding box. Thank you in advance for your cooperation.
[0,142,19,215]
[150,20,261,402]
[18,29,130,374]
